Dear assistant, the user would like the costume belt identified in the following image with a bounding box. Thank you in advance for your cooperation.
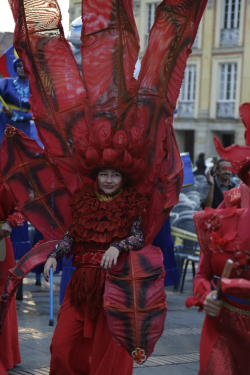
[1,104,30,112]
[222,295,250,315]
[73,249,105,269]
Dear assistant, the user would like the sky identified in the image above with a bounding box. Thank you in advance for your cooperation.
[0,0,70,36]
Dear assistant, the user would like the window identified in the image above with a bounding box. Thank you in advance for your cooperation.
[217,63,237,117]
[145,3,159,48]
[178,65,196,118]
[222,0,241,29]
[221,0,241,46]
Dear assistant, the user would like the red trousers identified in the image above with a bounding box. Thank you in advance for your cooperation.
[50,285,133,375]
[0,238,21,372]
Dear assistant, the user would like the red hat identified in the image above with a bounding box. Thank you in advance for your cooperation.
[213,103,250,186]
[74,123,150,181]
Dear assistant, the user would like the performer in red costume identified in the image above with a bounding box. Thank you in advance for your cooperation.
[0,182,27,371]
[44,167,149,375]
[186,103,250,375]
[0,0,207,374]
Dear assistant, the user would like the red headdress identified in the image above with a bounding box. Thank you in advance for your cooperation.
[75,123,150,181]
[213,103,250,185]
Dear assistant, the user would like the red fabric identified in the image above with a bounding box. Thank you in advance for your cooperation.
[223,184,249,209]
[240,184,250,208]
[50,286,133,375]
[69,266,106,320]
[104,245,167,361]
[221,277,250,298]
[213,102,250,184]
[68,183,149,318]
[0,183,15,219]
[204,308,250,375]
[7,0,209,252]
[223,186,241,208]
[193,206,242,266]
[75,125,149,182]
[0,183,20,370]
[0,360,7,375]
[188,200,250,374]
[217,200,226,209]
[3,0,207,368]
[0,237,21,371]
[199,314,221,375]
[0,240,58,334]
[0,0,208,327]
[69,184,149,248]
[0,128,71,240]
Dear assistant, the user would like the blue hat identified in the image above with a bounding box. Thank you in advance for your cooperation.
[13,58,21,73]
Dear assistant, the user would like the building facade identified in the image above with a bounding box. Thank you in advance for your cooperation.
[68,0,250,162]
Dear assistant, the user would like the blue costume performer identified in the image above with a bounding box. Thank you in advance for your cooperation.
[153,216,180,287]
[0,58,39,144]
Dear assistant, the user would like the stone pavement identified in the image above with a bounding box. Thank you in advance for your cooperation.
[7,273,205,375]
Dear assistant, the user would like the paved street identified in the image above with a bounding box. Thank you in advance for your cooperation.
[7,272,205,375]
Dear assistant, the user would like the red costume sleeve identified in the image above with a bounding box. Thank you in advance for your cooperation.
[112,215,144,252]
[47,231,75,261]
[186,252,212,311]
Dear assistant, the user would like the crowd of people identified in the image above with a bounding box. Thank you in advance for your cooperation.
[0,0,249,375]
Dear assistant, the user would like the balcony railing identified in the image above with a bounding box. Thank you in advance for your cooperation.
[220,28,239,47]
[178,101,195,118]
[217,102,235,118]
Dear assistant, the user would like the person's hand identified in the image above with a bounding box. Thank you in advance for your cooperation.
[204,290,223,317]
[100,246,119,270]
[43,257,57,282]
[206,169,214,186]
[2,108,13,118]
[0,222,12,240]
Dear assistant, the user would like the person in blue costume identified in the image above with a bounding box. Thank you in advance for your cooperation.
[153,216,180,287]
[0,58,40,144]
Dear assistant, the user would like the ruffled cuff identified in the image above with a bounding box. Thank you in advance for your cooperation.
[6,212,26,228]
[185,279,211,312]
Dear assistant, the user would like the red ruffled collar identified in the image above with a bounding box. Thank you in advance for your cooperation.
[69,183,149,247]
